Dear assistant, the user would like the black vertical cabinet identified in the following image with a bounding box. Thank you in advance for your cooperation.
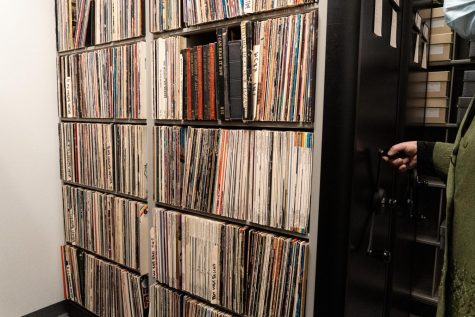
[315,0,415,316]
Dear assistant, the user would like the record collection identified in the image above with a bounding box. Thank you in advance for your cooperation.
[57,42,146,119]
[183,0,241,26]
[249,12,316,122]
[94,0,144,44]
[150,209,309,316]
[212,129,251,221]
[246,130,313,233]
[150,0,182,32]
[153,37,188,119]
[184,296,234,317]
[149,284,236,317]
[116,125,147,199]
[155,126,187,206]
[180,42,219,121]
[181,128,220,212]
[55,2,317,316]
[56,0,92,51]
[246,230,309,317]
[251,0,314,16]
[149,284,183,317]
[150,208,246,313]
[59,123,114,191]
[150,208,182,289]
[155,12,316,123]
[155,127,313,233]
[62,245,145,317]
[62,185,145,270]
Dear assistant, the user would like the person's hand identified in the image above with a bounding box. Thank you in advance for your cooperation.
[383,141,417,172]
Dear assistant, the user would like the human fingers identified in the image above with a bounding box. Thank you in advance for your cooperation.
[388,141,417,156]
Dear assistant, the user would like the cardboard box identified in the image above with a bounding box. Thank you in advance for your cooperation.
[431,16,452,34]
[429,33,453,62]
[428,71,450,82]
[407,71,450,98]
[407,97,448,108]
[408,82,428,98]
[408,71,428,82]
[426,71,450,98]
[426,97,449,108]
[419,9,431,20]
[407,107,447,124]
[407,98,426,108]
[432,7,445,18]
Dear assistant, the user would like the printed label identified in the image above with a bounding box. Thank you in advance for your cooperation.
[430,44,444,55]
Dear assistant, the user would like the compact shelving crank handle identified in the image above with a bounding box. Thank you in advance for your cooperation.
[366,149,399,263]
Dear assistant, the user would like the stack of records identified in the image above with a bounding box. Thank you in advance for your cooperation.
[62,245,145,316]
[153,37,188,120]
[148,284,236,317]
[150,208,246,313]
[62,185,145,270]
[115,125,147,199]
[155,126,187,206]
[62,245,83,304]
[155,127,313,233]
[56,0,92,51]
[150,0,182,32]
[149,284,183,317]
[213,129,251,221]
[184,296,234,317]
[246,230,309,317]
[59,123,114,191]
[249,11,317,122]
[94,0,143,44]
[247,130,313,233]
[183,0,241,26]
[57,43,147,119]
[150,209,182,289]
[182,128,220,212]
[251,0,314,15]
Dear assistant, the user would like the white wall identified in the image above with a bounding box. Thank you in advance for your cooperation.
[0,1,64,316]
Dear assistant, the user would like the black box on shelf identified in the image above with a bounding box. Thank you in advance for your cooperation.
[470,41,475,60]
[463,70,475,96]
[457,97,473,123]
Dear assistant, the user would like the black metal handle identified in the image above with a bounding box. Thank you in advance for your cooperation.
[366,149,398,263]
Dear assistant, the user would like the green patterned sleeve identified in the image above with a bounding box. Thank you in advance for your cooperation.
[432,142,455,178]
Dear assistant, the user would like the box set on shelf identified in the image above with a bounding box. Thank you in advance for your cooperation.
[55,0,323,316]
